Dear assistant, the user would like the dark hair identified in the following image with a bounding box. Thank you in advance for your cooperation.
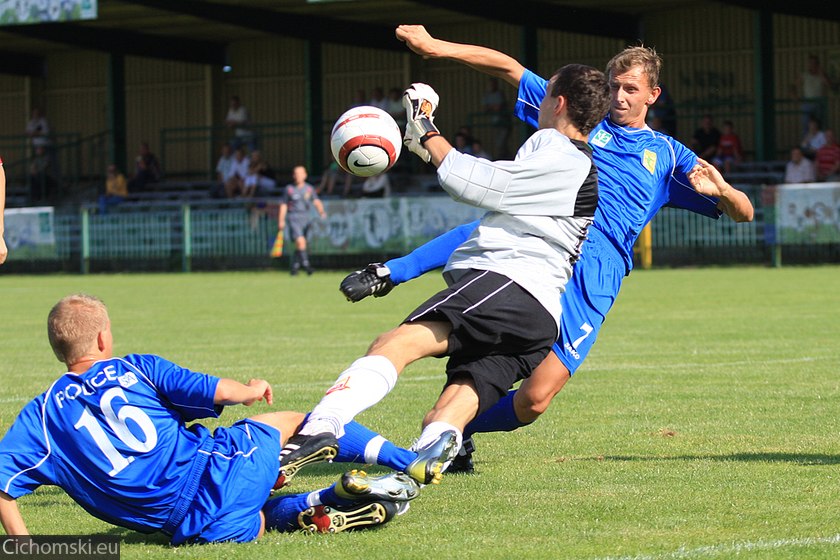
[549,64,610,136]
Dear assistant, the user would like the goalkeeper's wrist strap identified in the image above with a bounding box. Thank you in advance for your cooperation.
[416,118,440,145]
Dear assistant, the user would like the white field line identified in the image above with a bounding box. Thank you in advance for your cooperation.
[584,356,821,372]
[595,534,840,560]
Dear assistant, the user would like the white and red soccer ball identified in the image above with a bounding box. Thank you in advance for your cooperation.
[330,106,402,177]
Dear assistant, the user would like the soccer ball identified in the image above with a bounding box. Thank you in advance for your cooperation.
[330,106,402,177]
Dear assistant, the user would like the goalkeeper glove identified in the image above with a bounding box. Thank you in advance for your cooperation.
[340,263,395,302]
[403,83,440,162]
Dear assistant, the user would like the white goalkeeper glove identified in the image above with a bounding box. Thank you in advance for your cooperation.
[403,83,441,163]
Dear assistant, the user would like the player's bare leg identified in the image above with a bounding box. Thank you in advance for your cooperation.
[513,352,571,423]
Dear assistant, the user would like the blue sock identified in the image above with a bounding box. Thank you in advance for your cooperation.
[464,390,530,438]
[263,492,311,532]
[336,420,417,472]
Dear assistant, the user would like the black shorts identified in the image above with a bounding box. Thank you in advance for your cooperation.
[404,269,557,414]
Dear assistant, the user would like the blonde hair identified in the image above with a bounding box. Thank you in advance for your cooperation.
[606,45,662,89]
[47,294,109,364]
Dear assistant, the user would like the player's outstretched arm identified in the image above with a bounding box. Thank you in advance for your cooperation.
[0,491,28,535]
[214,378,273,407]
[396,25,525,88]
[687,158,754,222]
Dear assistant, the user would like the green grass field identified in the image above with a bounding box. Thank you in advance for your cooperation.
[1,266,839,560]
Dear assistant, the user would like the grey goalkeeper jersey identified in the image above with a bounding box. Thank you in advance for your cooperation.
[440,128,598,331]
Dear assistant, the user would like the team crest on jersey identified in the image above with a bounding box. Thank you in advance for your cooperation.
[643,149,657,174]
[591,130,612,148]
[118,371,138,388]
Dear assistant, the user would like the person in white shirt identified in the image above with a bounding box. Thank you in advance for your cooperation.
[784,146,817,184]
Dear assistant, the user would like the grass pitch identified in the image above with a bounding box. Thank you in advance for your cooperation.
[1,266,839,560]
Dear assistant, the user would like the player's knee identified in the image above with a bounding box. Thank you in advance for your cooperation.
[513,391,552,422]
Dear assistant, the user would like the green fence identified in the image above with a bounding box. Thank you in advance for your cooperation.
[5,190,802,274]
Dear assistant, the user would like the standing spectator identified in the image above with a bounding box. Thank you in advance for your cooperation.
[29,145,58,203]
[224,146,250,198]
[800,116,827,159]
[691,114,721,161]
[98,164,128,214]
[214,144,234,198]
[814,129,840,181]
[481,77,511,158]
[794,54,834,135]
[784,146,817,184]
[25,107,51,151]
[225,95,255,150]
[278,165,326,276]
[0,155,7,264]
[712,120,743,175]
[127,141,162,192]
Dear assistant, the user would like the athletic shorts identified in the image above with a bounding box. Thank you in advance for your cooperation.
[405,269,557,414]
[286,215,312,240]
[553,227,625,374]
[171,419,282,545]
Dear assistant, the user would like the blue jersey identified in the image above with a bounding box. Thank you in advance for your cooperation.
[0,355,221,534]
[515,69,721,272]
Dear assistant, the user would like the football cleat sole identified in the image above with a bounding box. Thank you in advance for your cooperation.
[298,501,397,533]
[278,433,339,488]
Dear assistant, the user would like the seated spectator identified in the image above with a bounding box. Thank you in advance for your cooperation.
[242,150,276,198]
[361,172,391,198]
[814,129,840,181]
[386,87,406,128]
[25,107,51,151]
[127,141,162,192]
[453,131,473,155]
[29,145,58,203]
[318,160,353,197]
[213,144,234,198]
[98,164,128,214]
[784,147,817,184]
[691,114,721,161]
[224,146,250,198]
[471,139,491,160]
[368,86,389,111]
[712,120,743,175]
[800,116,826,159]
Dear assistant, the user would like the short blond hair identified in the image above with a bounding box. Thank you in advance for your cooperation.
[47,294,109,364]
[606,45,662,89]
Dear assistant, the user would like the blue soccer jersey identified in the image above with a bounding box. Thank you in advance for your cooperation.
[0,355,221,534]
[515,68,721,271]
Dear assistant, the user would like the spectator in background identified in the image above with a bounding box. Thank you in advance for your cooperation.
[691,114,721,161]
[481,77,511,159]
[784,146,817,184]
[225,95,255,150]
[318,160,353,197]
[646,83,677,136]
[128,142,162,193]
[368,86,389,112]
[224,146,250,198]
[712,120,743,175]
[0,155,7,264]
[351,89,367,108]
[242,150,276,198]
[98,164,128,214]
[453,131,473,155]
[214,144,235,198]
[794,54,834,135]
[471,139,491,160]
[29,145,58,203]
[25,107,51,152]
[814,129,840,181]
[386,87,407,128]
[800,116,827,159]
[278,165,326,276]
[361,171,391,198]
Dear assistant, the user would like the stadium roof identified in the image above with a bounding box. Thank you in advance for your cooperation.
[0,0,834,76]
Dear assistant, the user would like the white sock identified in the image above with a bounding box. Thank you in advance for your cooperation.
[414,421,463,473]
[300,355,398,439]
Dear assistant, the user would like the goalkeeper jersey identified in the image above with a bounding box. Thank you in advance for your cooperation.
[0,354,221,533]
